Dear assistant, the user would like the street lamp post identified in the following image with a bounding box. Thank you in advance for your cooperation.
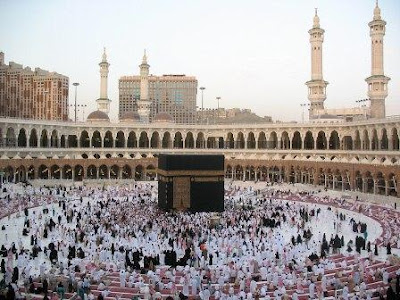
[200,87,205,112]
[73,82,80,123]
[199,87,205,124]
[300,103,310,123]
[216,97,221,123]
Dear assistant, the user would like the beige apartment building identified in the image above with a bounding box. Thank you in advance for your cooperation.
[119,54,197,124]
[0,52,69,121]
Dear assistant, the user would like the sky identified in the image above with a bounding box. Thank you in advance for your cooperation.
[0,0,399,122]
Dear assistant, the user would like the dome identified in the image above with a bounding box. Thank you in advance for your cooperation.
[153,112,174,123]
[87,110,110,123]
[120,111,141,123]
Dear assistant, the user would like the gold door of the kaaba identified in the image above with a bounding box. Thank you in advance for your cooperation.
[173,176,190,210]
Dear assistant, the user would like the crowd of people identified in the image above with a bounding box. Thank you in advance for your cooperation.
[0,181,399,300]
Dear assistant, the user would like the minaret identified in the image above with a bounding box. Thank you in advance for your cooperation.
[306,9,328,118]
[96,47,111,114]
[137,50,151,123]
[365,0,390,118]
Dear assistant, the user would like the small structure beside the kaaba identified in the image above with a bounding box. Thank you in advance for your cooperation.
[157,154,224,212]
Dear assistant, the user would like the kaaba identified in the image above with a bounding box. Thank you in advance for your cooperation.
[157,154,224,212]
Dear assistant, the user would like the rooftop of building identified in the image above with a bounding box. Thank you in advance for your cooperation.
[119,74,197,81]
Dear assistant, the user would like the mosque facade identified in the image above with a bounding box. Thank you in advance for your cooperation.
[0,2,399,198]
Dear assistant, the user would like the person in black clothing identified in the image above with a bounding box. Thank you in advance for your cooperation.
[11,267,18,283]
[0,245,7,257]
[6,283,15,300]
[374,244,379,256]
[387,242,392,255]
[49,249,58,264]
[386,282,395,300]
[42,278,48,294]
[1,259,5,273]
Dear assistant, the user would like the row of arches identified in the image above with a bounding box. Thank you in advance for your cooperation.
[1,162,398,198]
[1,164,156,182]
[2,127,400,151]
[225,164,398,197]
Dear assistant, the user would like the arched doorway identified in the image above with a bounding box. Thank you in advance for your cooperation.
[247,132,256,149]
[173,132,183,148]
[185,132,194,149]
[74,165,84,181]
[122,165,132,179]
[40,130,49,148]
[110,165,119,179]
[135,165,143,180]
[18,128,27,147]
[29,129,38,147]
[329,131,340,149]
[162,132,172,148]
[103,131,113,148]
[115,131,125,148]
[139,132,149,148]
[292,131,302,149]
[258,132,267,149]
[304,131,314,149]
[92,131,102,148]
[80,131,90,148]
[127,131,137,148]
[150,132,160,148]
[316,131,327,149]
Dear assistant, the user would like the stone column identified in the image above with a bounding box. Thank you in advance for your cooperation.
[388,138,393,151]
[385,180,389,196]
[397,179,400,198]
